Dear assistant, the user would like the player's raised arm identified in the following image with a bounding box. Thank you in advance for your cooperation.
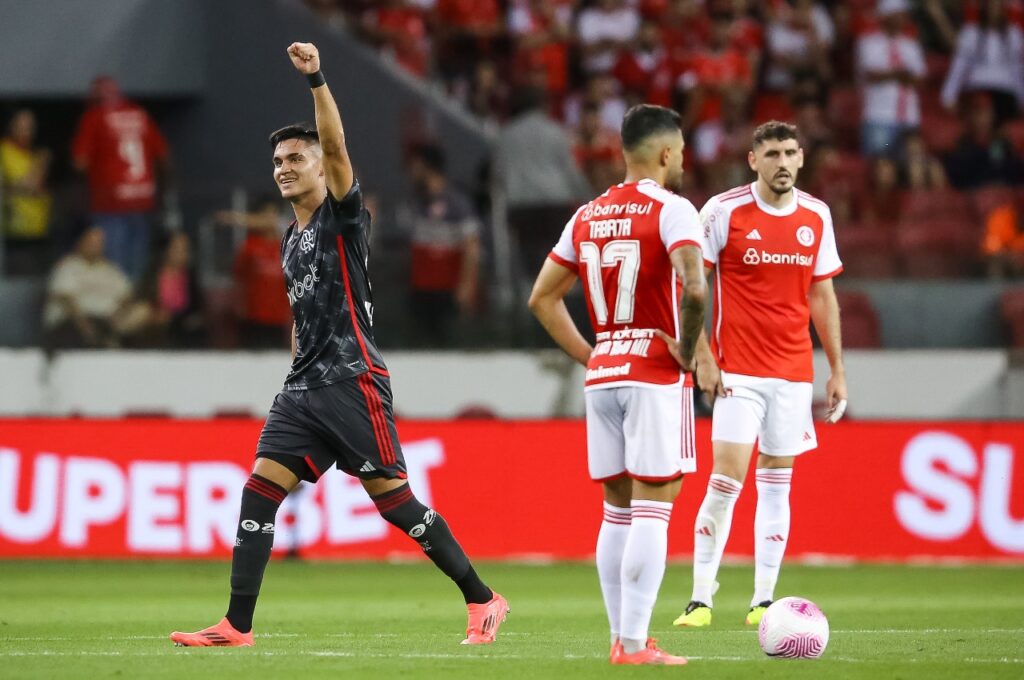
[287,42,354,199]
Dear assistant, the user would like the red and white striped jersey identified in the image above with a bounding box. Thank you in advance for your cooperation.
[701,183,843,383]
[549,179,702,389]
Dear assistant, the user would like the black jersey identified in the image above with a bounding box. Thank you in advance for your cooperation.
[280,181,387,390]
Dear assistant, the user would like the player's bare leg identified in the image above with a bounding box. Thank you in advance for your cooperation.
[611,478,687,665]
[675,440,753,627]
[170,458,299,647]
[361,477,507,644]
[597,476,632,653]
[749,453,795,625]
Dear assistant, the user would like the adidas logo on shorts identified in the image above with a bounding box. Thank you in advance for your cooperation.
[360,461,376,472]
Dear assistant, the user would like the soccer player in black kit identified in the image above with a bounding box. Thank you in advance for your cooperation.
[170,42,508,648]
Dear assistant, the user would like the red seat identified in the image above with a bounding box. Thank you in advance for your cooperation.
[920,112,962,154]
[1003,119,1024,155]
[925,53,951,87]
[1000,289,1024,347]
[895,217,980,277]
[827,86,861,142]
[971,186,1018,221]
[836,222,899,278]
[900,188,974,223]
[835,290,882,348]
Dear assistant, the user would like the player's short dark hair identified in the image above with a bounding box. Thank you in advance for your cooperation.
[752,121,799,149]
[620,105,682,152]
[268,123,319,148]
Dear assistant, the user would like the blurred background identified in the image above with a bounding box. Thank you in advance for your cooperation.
[0,0,1022,564]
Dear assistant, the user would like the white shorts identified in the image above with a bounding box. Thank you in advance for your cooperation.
[585,380,697,482]
[711,371,817,456]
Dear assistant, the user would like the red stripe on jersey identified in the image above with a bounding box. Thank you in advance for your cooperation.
[667,239,702,254]
[797,190,828,207]
[719,185,753,203]
[370,366,390,377]
[358,373,396,466]
[811,265,844,282]
[547,252,576,272]
[336,235,381,374]
[304,456,324,479]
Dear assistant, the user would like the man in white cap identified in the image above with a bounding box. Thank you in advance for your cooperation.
[856,0,927,156]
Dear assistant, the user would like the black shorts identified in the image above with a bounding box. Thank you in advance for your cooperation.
[256,372,407,482]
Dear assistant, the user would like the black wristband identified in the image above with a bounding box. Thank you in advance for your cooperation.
[306,70,326,89]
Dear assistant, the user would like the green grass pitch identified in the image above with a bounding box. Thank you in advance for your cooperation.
[1,560,1022,679]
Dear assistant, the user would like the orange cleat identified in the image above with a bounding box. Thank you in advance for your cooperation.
[461,592,509,644]
[610,639,623,661]
[610,638,688,665]
[170,617,254,647]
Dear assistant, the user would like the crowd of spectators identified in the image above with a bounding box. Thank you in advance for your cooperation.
[3,0,1024,352]
[313,0,1024,278]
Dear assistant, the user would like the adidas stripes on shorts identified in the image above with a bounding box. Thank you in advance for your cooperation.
[585,379,698,482]
[256,372,407,482]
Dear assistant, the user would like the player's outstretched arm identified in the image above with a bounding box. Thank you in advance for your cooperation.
[528,259,592,366]
[809,277,848,422]
[287,42,354,199]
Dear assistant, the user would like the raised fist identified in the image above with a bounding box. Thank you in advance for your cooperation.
[287,42,320,74]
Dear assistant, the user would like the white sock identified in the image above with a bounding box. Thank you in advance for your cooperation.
[692,474,743,607]
[620,499,673,654]
[596,502,631,644]
[753,468,793,606]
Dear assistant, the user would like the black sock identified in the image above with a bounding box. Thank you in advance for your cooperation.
[225,474,288,633]
[372,484,493,604]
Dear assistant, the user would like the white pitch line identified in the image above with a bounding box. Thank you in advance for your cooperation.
[831,628,1024,634]
[0,650,1021,664]
[0,633,301,642]
[2,628,1021,644]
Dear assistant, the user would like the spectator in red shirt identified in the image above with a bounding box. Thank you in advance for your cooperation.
[435,0,503,87]
[508,0,573,107]
[397,143,482,346]
[660,0,710,65]
[221,197,293,349]
[612,20,677,107]
[360,0,431,77]
[682,13,753,142]
[71,76,171,283]
[574,102,625,192]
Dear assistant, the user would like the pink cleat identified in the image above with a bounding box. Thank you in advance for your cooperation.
[170,617,254,647]
[461,592,509,644]
[610,638,688,665]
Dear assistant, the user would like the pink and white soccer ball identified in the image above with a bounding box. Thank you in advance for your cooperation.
[757,597,829,659]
